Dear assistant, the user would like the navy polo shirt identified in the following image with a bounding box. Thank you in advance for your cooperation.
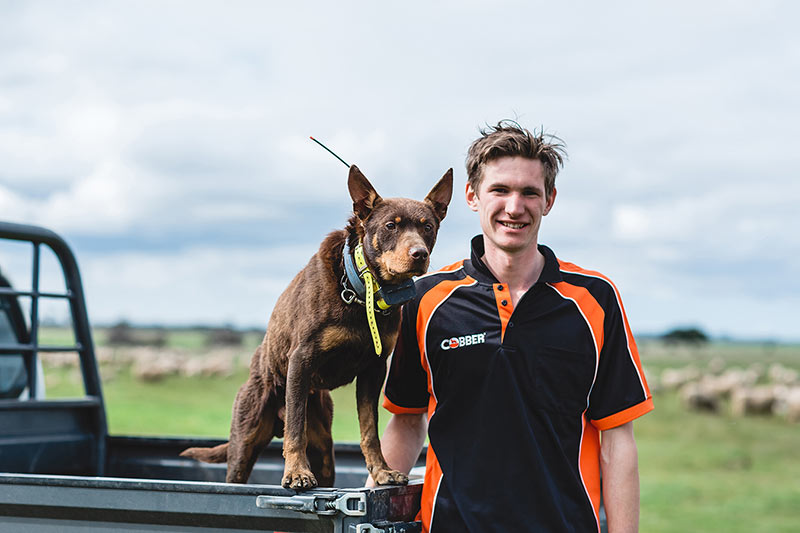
[384,236,653,533]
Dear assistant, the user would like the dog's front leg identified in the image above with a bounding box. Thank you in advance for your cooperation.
[282,349,317,489]
[357,360,409,486]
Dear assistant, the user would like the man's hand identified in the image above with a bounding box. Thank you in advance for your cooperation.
[601,421,640,532]
[365,413,427,487]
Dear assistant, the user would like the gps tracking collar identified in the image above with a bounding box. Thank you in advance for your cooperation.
[341,240,417,356]
[311,135,417,355]
[342,241,417,310]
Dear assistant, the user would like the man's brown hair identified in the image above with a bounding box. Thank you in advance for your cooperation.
[466,120,566,198]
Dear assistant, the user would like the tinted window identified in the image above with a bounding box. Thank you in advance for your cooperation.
[0,300,27,398]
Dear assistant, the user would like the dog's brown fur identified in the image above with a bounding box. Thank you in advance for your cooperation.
[181,165,453,488]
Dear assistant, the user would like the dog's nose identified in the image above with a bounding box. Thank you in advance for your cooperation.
[409,247,429,261]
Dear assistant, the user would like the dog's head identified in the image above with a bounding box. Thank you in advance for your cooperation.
[348,165,453,283]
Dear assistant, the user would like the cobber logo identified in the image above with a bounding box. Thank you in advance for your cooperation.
[440,332,487,350]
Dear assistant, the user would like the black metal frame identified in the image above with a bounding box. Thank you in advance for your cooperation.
[0,221,108,474]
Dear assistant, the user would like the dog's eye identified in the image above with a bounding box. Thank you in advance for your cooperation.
[424,223,433,232]
[385,221,396,230]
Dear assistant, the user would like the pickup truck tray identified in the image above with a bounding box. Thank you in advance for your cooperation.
[0,432,425,532]
[0,472,423,532]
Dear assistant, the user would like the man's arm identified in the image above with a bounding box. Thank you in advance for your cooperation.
[600,421,640,533]
[366,412,427,487]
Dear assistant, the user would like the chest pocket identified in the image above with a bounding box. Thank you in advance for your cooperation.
[531,345,596,416]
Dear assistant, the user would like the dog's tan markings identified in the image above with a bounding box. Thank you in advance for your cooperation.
[372,234,379,252]
[319,325,354,352]
[394,216,402,223]
[420,217,426,224]
[356,361,409,486]
[374,230,432,281]
[378,250,408,273]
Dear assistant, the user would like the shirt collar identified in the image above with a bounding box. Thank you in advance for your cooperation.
[465,235,563,285]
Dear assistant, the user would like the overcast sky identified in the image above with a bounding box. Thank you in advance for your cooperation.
[1,1,798,342]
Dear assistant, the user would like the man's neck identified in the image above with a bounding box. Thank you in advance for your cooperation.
[480,241,545,305]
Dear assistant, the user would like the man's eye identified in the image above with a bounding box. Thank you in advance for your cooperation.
[385,221,396,230]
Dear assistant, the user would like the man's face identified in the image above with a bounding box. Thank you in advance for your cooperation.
[466,156,556,255]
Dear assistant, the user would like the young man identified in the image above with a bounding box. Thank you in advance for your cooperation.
[377,122,653,532]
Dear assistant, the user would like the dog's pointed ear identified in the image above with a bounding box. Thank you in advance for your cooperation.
[424,168,454,221]
[348,165,382,220]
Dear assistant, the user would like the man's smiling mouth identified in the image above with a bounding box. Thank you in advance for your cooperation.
[499,221,528,229]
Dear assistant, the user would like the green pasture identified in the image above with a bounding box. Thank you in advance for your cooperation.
[636,386,799,532]
[38,325,264,351]
[44,365,385,441]
[40,327,378,439]
[40,332,800,533]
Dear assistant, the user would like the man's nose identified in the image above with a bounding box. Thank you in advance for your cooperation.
[505,193,525,216]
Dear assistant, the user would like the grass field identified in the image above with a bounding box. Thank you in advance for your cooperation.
[40,331,800,532]
[634,340,800,532]
[636,387,800,532]
[39,327,381,439]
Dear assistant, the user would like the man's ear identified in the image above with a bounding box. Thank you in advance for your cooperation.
[465,181,479,212]
[348,165,382,220]
[424,168,454,221]
[544,187,557,216]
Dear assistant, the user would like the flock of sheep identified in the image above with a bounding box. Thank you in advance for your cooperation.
[653,360,800,422]
[42,346,243,383]
[43,345,800,424]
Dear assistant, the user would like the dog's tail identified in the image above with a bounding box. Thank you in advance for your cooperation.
[180,443,229,463]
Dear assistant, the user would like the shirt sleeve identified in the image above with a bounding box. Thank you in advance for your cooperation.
[383,301,430,414]
[587,286,654,430]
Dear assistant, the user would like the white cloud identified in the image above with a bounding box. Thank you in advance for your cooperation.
[41,165,141,233]
[1,160,164,235]
[611,206,652,242]
[0,185,26,221]
[609,183,800,258]
[80,243,318,327]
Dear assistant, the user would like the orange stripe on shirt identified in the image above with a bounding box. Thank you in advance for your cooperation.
[382,394,428,415]
[550,277,611,530]
[414,276,475,532]
[493,283,513,342]
[416,276,477,399]
[420,442,443,533]
[558,261,652,399]
[579,415,603,532]
[390,270,472,531]
[549,281,606,357]
[415,259,465,282]
[437,259,466,273]
[592,396,655,430]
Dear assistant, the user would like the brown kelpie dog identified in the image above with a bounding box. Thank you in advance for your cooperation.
[181,165,452,489]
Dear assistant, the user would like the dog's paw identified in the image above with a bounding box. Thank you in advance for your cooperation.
[372,468,409,486]
[282,469,318,490]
